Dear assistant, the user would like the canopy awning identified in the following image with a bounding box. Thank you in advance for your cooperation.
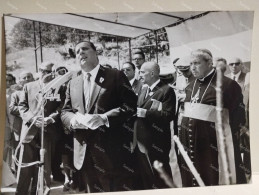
[9,12,206,38]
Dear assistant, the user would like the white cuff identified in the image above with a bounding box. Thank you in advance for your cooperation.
[100,114,109,127]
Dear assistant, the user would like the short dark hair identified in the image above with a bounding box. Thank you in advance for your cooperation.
[215,57,227,64]
[6,73,16,82]
[56,66,68,72]
[123,61,135,71]
[133,51,145,60]
[75,41,97,51]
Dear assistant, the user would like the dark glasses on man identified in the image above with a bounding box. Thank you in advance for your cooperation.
[229,62,241,66]
[39,69,52,74]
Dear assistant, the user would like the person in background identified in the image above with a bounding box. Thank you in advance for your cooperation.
[213,57,227,74]
[225,57,251,181]
[102,63,112,69]
[9,71,34,174]
[16,62,65,195]
[122,61,142,95]
[3,73,16,187]
[133,51,145,80]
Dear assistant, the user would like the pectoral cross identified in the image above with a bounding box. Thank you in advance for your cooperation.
[191,87,200,105]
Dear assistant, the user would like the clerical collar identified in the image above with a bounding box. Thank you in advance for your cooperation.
[198,69,215,82]
[231,70,241,81]
[129,78,135,86]
[149,79,160,91]
[82,64,100,80]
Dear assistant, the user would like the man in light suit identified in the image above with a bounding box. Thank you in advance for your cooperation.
[61,41,138,192]
[9,71,34,149]
[225,57,249,107]
[133,61,176,189]
[122,61,142,95]
[16,62,64,195]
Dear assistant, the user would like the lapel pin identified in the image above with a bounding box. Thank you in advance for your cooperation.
[99,77,104,83]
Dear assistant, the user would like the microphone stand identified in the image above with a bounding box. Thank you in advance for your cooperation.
[37,89,45,195]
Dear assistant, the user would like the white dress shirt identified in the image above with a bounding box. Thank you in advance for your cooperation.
[129,78,136,86]
[149,79,161,91]
[82,64,100,97]
[231,70,242,81]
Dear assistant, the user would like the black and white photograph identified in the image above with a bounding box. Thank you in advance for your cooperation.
[1,11,253,194]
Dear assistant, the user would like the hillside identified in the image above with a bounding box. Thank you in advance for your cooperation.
[6,43,175,79]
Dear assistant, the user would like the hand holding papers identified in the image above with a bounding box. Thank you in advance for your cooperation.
[70,112,108,130]
[150,99,162,111]
[137,108,147,118]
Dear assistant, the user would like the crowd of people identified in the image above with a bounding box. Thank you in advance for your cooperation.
[3,41,251,194]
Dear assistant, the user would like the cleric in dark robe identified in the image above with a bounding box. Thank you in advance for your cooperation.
[179,49,246,187]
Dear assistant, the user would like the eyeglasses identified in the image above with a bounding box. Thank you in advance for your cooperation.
[229,62,241,66]
[39,69,52,74]
[133,58,144,61]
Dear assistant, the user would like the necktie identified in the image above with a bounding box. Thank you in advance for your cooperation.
[233,76,236,81]
[84,73,91,112]
[145,87,150,99]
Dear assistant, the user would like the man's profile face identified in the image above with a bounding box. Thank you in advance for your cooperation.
[133,54,145,69]
[228,58,242,74]
[75,42,97,69]
[190,56,212,79]
[139,65,152,86]
[20,73,34,85]
[39,67,52,83]
[122,63,135,81]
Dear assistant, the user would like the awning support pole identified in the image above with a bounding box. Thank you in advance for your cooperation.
[33,21,38,72]
[154,30,159,63]
[116,36,120,70]
[39,22,43,63]
[128,38,132,62]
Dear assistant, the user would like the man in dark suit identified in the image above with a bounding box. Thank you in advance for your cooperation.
[226,57,251,181]
[61,41,137,192]
[133,51,145,80]
[122,61,142,95]
[133,61,176,189]
[16,62,64,195]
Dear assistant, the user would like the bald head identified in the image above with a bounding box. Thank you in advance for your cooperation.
[19,71,34,86]
[139,61,160,86]
[39,61,54,83]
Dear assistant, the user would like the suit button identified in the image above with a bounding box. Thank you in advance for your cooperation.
[188,129,192,132]
[189,134,192,138]
[189,124,192,127]
[191,155,194,159]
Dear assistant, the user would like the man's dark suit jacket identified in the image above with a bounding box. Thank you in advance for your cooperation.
[61,66,137,175]
[134,81,176,172]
